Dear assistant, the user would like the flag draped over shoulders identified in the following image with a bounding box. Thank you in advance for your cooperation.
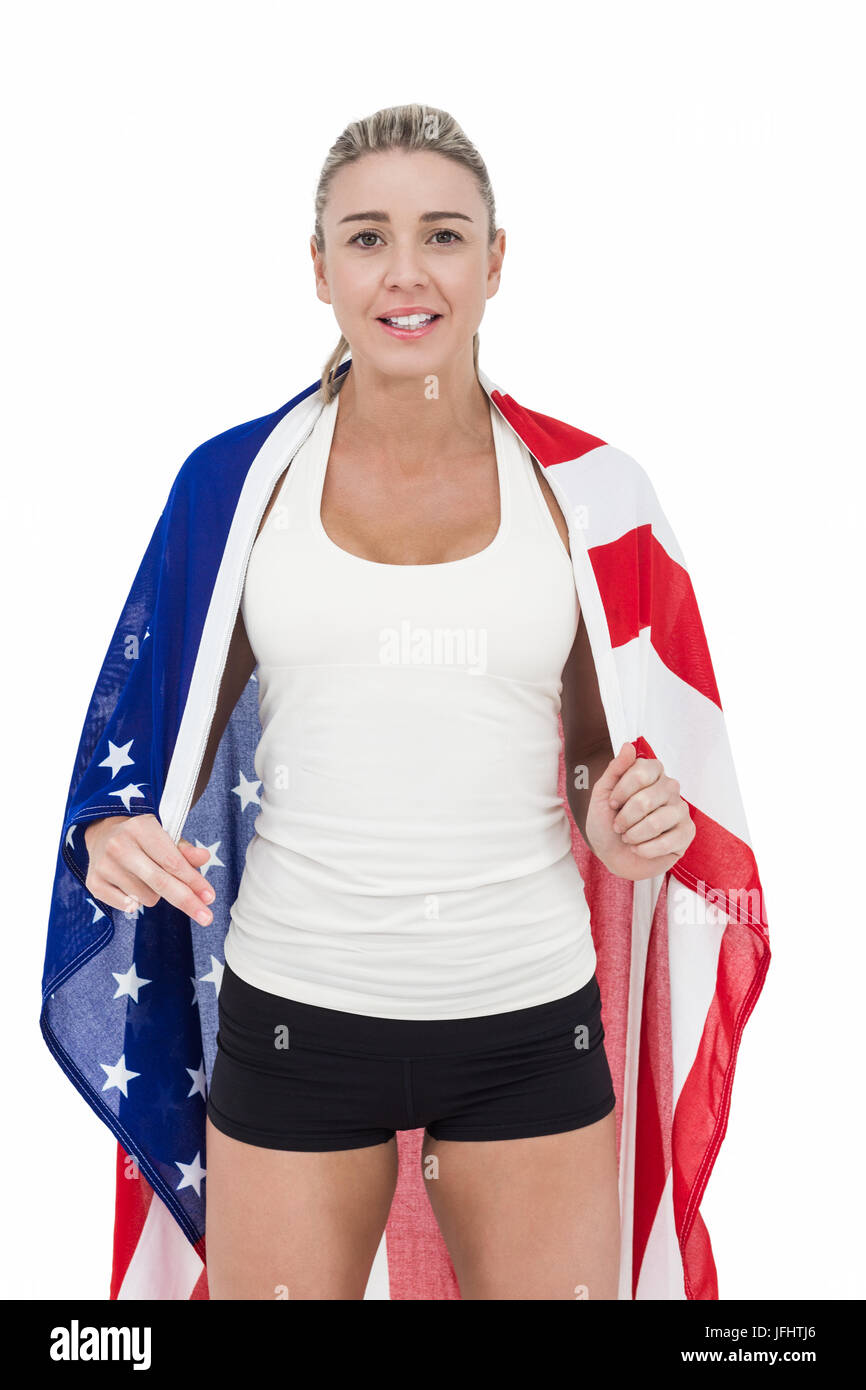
[41,358,769,1300]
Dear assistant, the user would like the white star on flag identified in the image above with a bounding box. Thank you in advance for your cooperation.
[175,1151,206,1197]
[109,782,150,812]
[194,839,225,877]
[200,956,224,996]
[232,768,262,811]
[98,739,136,778]
[112,962,152,1002]
[99,1053,140,1096]
[186,1061,207,1100]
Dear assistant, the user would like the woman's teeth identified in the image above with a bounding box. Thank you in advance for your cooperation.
[380,313,438,328]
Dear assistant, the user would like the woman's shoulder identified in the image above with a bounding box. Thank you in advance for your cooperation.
[151,378,320,534]
[173,396,299,493]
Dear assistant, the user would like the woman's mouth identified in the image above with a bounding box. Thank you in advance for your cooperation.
[376,313,442,339]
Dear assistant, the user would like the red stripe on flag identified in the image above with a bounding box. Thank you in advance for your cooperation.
[386,1130,461,1299]
[590,527,722,709]
[191,1245,209,1299]
[490,390,607,466]
[628,742,770,1299]
[672,914,771,1298]
[632,883,672,1296]
[631,735,767,933]
[111,1144,209,1298]
[110,1143,153,1299]
[626,737,770,1297]
[673,806,768,931]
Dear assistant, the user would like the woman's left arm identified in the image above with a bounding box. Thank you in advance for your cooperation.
[560,611,695,881]
[586,742,696,882]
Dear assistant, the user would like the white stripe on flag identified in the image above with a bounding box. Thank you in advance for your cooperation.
[634,1169,686,1299]
[116,1194,203,1300]
[668,886,727,1108]
[616,874,664,1299]
[548,446,686,564]
[363,1230,391,1299]
[612,637,752,846]
[161,390,325,843]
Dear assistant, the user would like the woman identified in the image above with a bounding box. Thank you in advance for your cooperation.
[45,104,768,1302]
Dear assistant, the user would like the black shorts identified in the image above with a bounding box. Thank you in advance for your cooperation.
[206,961,616,1152]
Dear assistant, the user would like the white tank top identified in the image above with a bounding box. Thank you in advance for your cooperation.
[224,389,597,1019]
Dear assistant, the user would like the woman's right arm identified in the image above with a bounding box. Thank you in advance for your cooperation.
[81,603,258,924]
[188,604,257,812]
[83,813,216,923]
[80,477,280,924]
[560,609,614,845]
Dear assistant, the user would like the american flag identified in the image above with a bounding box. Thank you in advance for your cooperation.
[41,359,769,1299]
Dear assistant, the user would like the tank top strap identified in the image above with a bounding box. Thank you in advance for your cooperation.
[265,391,566,558]
[261,394,336,541]
[492,404,570,552]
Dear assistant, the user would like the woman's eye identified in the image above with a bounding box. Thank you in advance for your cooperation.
[349,229,462,248]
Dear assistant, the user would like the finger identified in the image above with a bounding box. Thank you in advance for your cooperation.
[179,836,212,861]
[612,774,680,834]
[95,834,210,919]
[617,802,683,845]
[629,826,690,858]
[593,742,637,799]
[138,822,216,902]
[102,826,215,925]
[86,864,163,916]
[609,757,664,811]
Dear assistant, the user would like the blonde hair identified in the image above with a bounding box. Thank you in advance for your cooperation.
[314,104,497,402]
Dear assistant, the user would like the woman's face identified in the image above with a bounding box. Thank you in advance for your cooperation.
[313,148,505,378]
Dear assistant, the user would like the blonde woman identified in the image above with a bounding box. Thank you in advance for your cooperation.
[53,104,767,1303]
[200,105,688,1300]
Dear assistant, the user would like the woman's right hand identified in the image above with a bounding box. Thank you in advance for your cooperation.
[83,814,216,924]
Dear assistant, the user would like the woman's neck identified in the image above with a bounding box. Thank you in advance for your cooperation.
[333,356,492,467]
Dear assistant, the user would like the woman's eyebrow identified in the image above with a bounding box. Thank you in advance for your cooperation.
[337,210,474,225]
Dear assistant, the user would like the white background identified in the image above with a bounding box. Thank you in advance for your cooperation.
[4,0,864,1299]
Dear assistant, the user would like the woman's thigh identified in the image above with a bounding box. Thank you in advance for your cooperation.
[420,1109,620,1300]
[205,1117,399,1300]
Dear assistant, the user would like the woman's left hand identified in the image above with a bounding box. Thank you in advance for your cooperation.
[585,742,696,880]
